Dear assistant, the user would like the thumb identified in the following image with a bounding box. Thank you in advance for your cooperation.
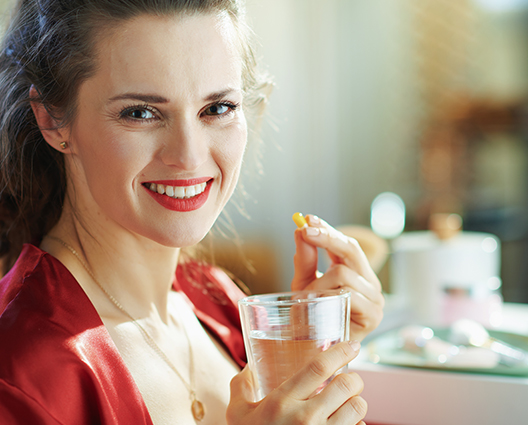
[291,228,318,291]
[227,366,256,423]
[230,366,256,403]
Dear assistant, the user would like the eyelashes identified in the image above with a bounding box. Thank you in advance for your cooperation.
[118,101,240,124]
[203,101,239,117]
[120,104,157,122]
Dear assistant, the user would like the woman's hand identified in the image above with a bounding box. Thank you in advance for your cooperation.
[227,341,367,425]
[291,215,384,342]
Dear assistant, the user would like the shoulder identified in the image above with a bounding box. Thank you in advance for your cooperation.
[0,244,152,424]
[0,378,64,424]
[0,244,99,421]
[0,244,49,314]
[0,244,101,334]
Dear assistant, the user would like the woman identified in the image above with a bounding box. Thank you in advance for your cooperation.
[0,0,384,424]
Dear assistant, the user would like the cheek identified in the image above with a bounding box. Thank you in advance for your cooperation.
[72,123,152,192]
[216,122,248,175]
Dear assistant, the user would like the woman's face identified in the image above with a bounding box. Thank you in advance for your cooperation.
[65,13,247,247]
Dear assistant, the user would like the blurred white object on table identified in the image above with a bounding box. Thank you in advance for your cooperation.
[355,300,528,425]
[390,213,503,328]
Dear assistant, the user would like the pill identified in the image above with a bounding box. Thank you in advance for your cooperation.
[292,212,307,228]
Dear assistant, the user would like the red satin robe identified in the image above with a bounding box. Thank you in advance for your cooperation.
[0,244,247,424]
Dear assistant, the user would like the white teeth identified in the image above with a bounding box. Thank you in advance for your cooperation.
[174,186,185,198]
[148,182,208,199]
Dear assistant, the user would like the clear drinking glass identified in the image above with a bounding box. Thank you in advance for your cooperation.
[238,289,351,401]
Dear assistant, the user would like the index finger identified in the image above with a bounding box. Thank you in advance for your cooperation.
[277,340,361,400]
[302,216,378,283]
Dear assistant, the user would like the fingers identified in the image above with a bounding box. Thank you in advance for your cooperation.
[290,213,384,341]
[228,348,367,425]
[304,265,382,303]
[308,371,367,425]
[313,371,364,412]
[327,395,368,425]
[305,266,384,339]
[301,215,379,284]
[227,366,257,418]
[291,227,319,291]
[278,340,361,400]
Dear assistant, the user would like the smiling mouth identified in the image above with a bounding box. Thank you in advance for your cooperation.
[144,181,208,199]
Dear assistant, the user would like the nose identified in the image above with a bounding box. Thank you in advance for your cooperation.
[159,117,208,171]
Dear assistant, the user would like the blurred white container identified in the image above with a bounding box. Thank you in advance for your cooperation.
[391,229,502,328]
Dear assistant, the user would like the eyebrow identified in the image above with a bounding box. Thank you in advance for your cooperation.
[108,93,169,104]
[108,88,240,104]
[203,88,240,102]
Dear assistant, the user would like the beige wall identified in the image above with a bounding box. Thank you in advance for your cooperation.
[1,0,527,294]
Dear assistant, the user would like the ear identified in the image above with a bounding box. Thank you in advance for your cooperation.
[29,85,71,153]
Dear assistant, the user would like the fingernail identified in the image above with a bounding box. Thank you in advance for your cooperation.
[308,215,320,225]
[348,340,361,352]
[306,227,321,237]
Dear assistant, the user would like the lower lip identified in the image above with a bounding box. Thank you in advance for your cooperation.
[144,181,212,212]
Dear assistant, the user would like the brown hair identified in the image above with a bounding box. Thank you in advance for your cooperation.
[0,0,270,273]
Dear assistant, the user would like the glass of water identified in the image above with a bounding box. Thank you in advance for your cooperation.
[238,289,351,401]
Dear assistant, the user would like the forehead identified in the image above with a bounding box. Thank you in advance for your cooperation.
[83,13,243,101]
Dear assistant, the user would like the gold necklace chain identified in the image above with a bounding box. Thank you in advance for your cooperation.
[46,236,205,422]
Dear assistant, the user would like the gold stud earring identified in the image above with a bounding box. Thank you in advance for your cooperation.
[59,141,68,150]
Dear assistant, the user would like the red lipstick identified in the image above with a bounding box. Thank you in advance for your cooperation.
[143,178,212,212]
[148,177,211,186]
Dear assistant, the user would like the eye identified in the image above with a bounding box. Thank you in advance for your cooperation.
[202,102,238,117]
[128,109,154,119]
[120,105,158,121]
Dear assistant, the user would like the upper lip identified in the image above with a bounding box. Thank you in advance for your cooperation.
[143,177,213,186]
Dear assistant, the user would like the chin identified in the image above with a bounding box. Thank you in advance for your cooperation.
[145,224,213,249]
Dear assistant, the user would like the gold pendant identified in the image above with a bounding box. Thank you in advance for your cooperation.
[191,399,205,421]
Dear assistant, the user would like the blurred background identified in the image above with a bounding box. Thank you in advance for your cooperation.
[212,0,528,305]
[1,0,526,305]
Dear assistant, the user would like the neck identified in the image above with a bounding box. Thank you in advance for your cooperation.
[41,210,182,324]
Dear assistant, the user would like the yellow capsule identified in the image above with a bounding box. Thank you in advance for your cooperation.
[292,212,307,228]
